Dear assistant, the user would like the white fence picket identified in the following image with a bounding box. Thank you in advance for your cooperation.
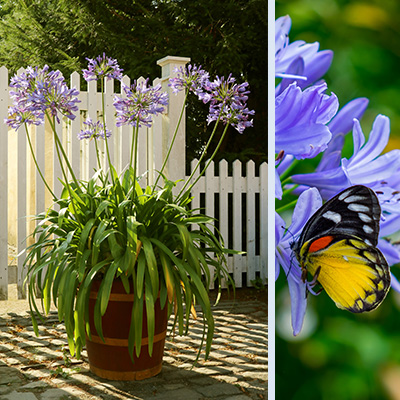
[246,160,257,286]
[260,162,268,281]
[70,72,81,183]
[17,118,27,299]
[0,66,8,300]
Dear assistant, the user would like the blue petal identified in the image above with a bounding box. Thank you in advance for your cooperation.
[347,150,400,184]
[350,115,390,166]
[290,187,322,235]
[288,275,308,336]
[317,133,345,172]
[275,169,283,200]
[378,239,400,266]
[328,97,369,136]
[277,57,305,94]
[298,50,333,89]
[292,167,350,199]
[390,273,400,293]
[276,123,332,159]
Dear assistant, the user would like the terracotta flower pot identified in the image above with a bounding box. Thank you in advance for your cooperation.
[86,279,168,380]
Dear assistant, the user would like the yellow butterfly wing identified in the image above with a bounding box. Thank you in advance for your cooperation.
[304,237,390,312]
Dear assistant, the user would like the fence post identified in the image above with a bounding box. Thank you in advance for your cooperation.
[156,56,190,185]
[0,66,8,299]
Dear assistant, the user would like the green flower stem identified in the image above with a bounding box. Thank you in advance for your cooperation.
[52,123,82,225]
[279,157,299,182]
[24,125,56,200]
[178,121,228,203]
[130,120,140,201]
[177,114,222,200]
[153,90,189,192]
[275,199,298,214]
[94,139,102,171]
[46,113,83,227]
[45,112,81,192]
[281,183,299,198]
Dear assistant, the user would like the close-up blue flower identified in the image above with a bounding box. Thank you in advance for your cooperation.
[275,82,338,159]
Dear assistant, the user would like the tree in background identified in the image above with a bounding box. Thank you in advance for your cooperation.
[0,0,267,165]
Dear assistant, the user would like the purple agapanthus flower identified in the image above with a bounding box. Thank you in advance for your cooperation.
[276,187,323,335]
[200,74,254,134]
[316,97,369,173]
[275,82,338,159]
[83,54,123,82]
[77,117,111,140]
[168,64,210,97]
[113,79,168,128]
[5,106,44,130]
[5,65,80,127]
[292,115,400,199]
[275,15,333,94]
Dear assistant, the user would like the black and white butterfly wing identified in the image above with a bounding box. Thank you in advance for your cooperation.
[297,185,381,249]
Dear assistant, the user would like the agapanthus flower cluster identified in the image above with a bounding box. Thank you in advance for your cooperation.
[202,75,255,134]
[77,117,111,140]
[275,15,400,336]
[83,53,123,82]
[5,65,80,129]
[169,66,254,134]
[169,64,209,96]
[113,79,168,128]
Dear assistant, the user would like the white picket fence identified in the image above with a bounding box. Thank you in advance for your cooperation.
[0,56,267,300]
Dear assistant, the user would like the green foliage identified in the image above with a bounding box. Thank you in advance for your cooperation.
[0,0,267,162]
[25,169,233,361]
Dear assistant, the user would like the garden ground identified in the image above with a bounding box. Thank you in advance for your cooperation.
[0,285,267,400]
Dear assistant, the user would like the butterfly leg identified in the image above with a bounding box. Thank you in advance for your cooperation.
[307,266,324,295]
[309,266,321,286]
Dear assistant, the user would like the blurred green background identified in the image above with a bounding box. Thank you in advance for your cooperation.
[276,1,400,399]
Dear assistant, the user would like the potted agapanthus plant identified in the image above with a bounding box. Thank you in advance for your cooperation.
[6,55,254,380]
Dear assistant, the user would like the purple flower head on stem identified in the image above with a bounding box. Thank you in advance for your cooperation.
[5,106,44,130]
[6,65,80,127]
[168,64,210,97]
[77,117,111,140]
[83,53,123,82]
[113,79,168,128]
[201,74,255,134]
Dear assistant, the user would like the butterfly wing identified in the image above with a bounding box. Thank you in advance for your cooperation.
[293,185,391,312]
[305,236,390,312]
[296,185,381,250]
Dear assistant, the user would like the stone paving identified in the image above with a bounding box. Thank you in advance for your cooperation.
[0,288,267,400]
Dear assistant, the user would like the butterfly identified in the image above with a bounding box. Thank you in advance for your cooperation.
[292,185,391,313]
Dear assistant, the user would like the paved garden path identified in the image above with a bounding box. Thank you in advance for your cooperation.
[0,287,267,400]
